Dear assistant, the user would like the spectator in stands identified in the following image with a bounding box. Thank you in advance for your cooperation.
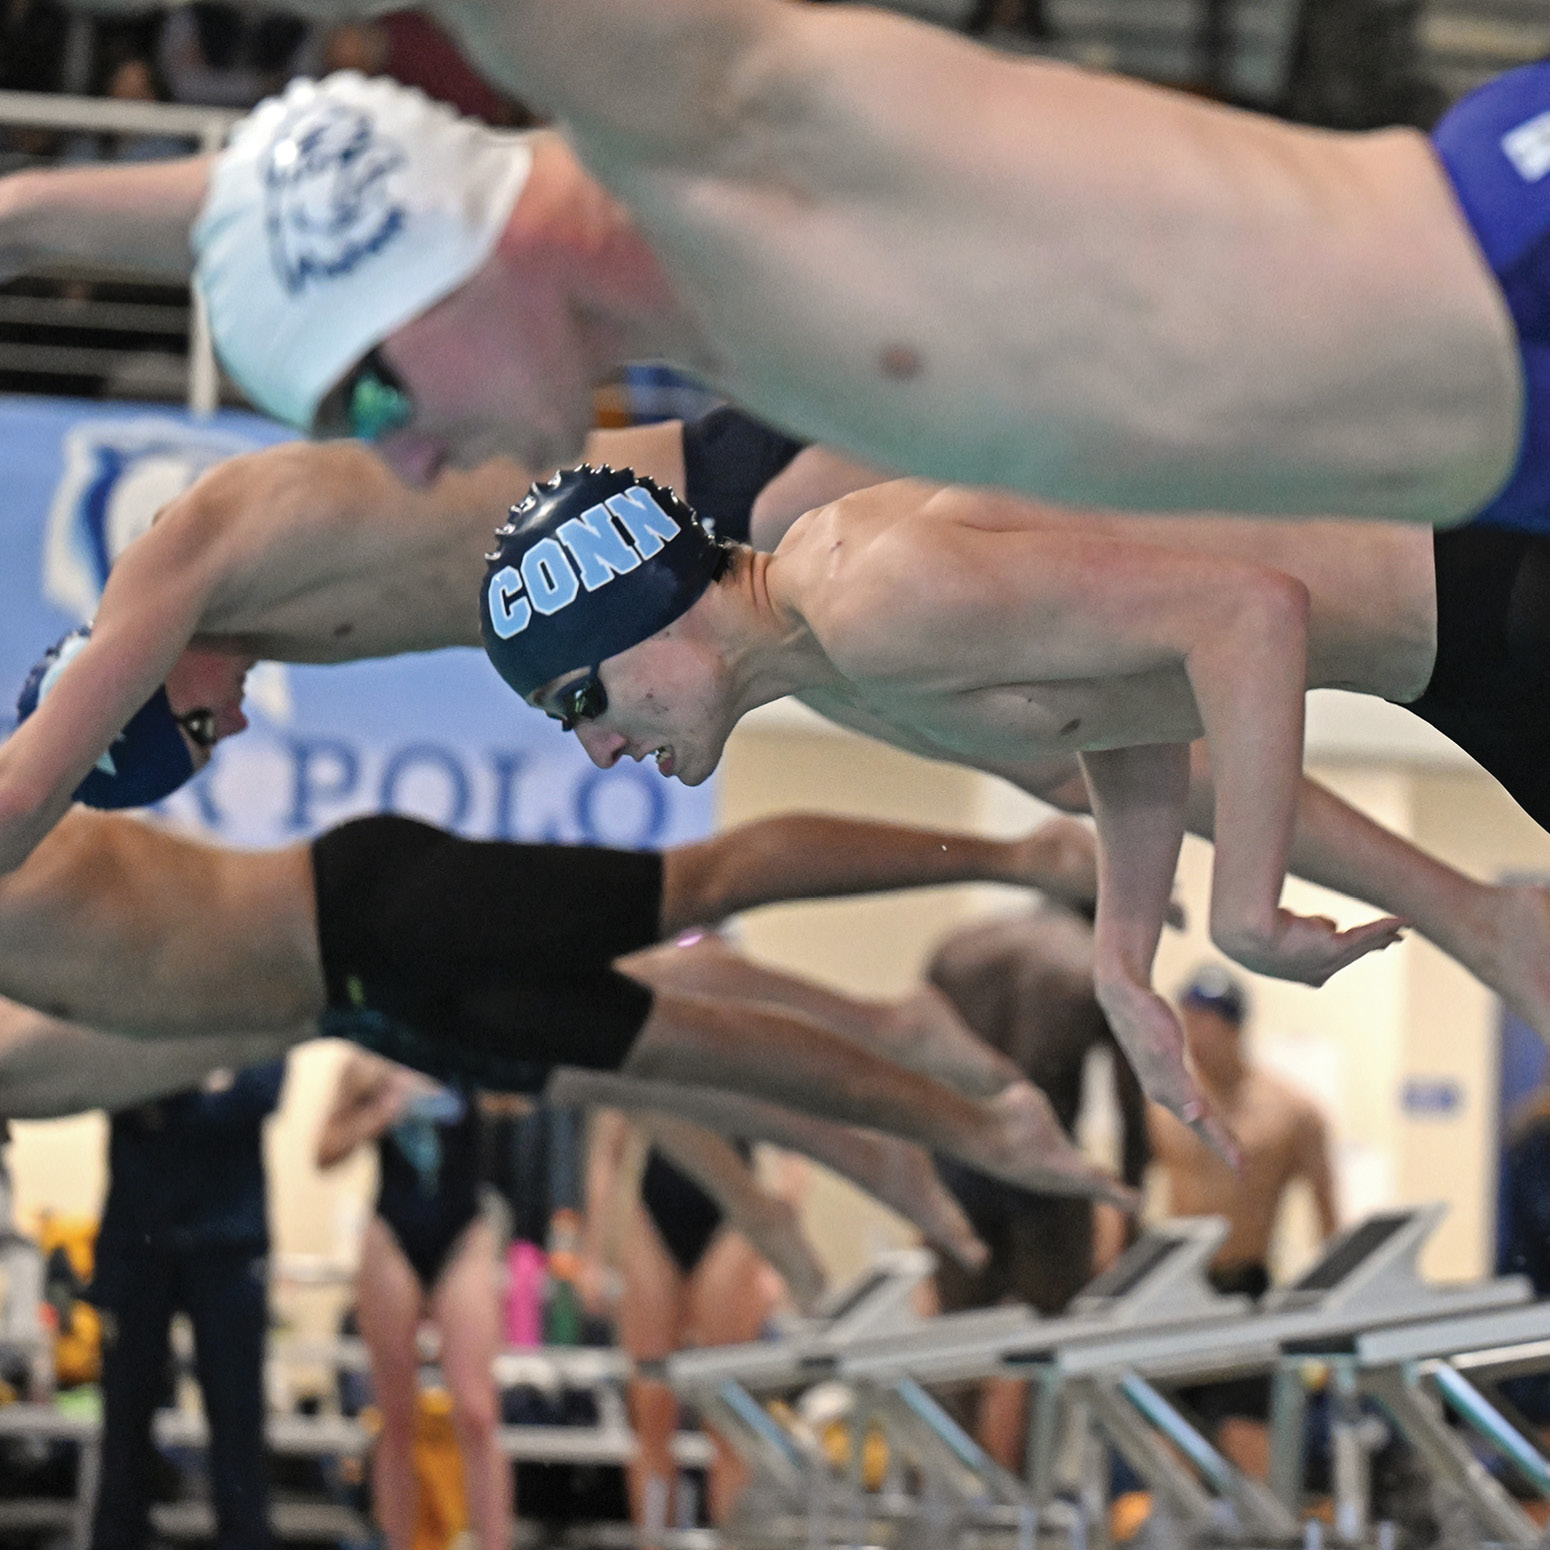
[1150,967,1339,1478]
[96,53,189,163]
[0,0,68,95]
[157,2,318,110]
[315,1053,511,1550]
[321,13,526,124]
[89,1060,287,1550]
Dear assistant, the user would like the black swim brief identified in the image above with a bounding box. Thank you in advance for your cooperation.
[680,407,806,544]
[311,814,665,1092]
[1396,524,1550,830]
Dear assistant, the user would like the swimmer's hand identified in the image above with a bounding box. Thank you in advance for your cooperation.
[1094,977,1239,1166]
[1215,909,1407,987]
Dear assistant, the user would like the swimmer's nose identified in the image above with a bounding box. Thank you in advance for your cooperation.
[377,429,448,486]
[576,724,627,769]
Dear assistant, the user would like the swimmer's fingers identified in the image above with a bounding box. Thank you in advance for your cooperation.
[1223,910,1408,987]
[1181,1099,1242,1169]
[1098,979,1235,1167]
[935,1211,991,1273]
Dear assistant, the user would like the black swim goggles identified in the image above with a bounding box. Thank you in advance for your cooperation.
[544,671,608,732]
[175,707,220,750]
[313,347,415,443]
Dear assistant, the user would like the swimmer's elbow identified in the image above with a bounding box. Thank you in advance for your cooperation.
[1224,568,1310,660]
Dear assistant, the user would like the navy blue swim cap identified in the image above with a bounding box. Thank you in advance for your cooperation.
[15,628,196,810]
[480,465,723,700]
[1179,964,1248,1025]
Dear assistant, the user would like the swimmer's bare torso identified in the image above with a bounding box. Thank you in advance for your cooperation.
[773,479,1437,768]
[1152,1063,1335,1267]
[429,0,1521,523]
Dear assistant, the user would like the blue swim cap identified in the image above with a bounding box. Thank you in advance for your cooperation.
[15,628,196,810]
[1179,964,1248,1025]
[480,464,724,699]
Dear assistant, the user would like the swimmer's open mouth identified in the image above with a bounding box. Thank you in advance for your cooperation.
[653,745,675,777]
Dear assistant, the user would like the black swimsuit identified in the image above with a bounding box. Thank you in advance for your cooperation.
[376,1091,484,1291]
[1396,525,1550,829]
[311,814,664,1092]
[638,1141,753,1276]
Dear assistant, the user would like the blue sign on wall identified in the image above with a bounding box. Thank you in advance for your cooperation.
[0,395,714,850]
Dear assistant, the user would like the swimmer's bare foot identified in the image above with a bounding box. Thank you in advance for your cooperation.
[734,1190,828,1315]
[1097,978,1238,1166]
[881,985,1022,1098]
[1009,817,1099,908]
[1011,818,1185,928]
[1474,883,1550,1045]
[951,1081,1138,1210]
[861,1133,989,1271]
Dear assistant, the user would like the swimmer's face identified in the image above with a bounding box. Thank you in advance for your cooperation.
[164,648,254,770]
[1179,1002,1243,1081]
[529,630,732,789]
[362,256,596,485]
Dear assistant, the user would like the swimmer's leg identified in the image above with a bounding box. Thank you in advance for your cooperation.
[613,987,1135,1209]
[550,1069,990,1270]
[634,1115,828,1311]
[618,932,1022,1098]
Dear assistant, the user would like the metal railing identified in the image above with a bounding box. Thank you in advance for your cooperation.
[0,89,239,415]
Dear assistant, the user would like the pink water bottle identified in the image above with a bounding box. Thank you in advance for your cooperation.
[505,1240,546,1347]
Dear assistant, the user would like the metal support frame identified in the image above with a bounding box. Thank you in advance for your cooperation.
[1365,1364,1542,1549]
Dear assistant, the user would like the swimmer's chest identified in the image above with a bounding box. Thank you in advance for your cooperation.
[858,666,1206,757]
[208,544,480,661]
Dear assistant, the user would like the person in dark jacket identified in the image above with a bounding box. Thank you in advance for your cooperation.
[89,1059,286,1550]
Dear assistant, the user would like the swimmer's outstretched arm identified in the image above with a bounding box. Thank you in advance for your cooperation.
[659,811,1097,932]
[1170,558,1408,980]
[823,518,1399,980]
[0,1000,295,1120]
[1080,741,1233,1157]
[0,512,219,876]
[0,156,211,283]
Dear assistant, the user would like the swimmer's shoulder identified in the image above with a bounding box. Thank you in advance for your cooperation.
[770,482,949,671]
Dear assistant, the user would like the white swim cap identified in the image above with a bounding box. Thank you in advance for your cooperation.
[193,72,532,431]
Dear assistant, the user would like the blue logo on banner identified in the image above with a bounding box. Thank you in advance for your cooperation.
[45,417,260,620]
[263,104,407,294]
[1401,1077,1463,1117]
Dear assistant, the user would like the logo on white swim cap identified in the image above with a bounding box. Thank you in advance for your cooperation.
[194,73,533,431]
[263,100,408,294]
